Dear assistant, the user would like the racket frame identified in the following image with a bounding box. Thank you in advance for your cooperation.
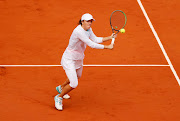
[110,10,127,44]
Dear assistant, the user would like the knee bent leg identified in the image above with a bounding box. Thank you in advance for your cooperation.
[69,81,78,88]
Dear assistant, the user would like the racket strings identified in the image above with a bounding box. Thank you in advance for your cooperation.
[111,11,125,30]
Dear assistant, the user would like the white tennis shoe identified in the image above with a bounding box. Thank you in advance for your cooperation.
[63,94,70,99]
[56,85,70,99]
[54,94,63,111]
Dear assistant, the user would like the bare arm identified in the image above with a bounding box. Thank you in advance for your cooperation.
[102,33,117,42]
[104,44,114,49]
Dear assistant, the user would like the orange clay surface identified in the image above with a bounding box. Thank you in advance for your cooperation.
[0,0,180,121]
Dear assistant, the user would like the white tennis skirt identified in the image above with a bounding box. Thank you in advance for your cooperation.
[61,57,83,70]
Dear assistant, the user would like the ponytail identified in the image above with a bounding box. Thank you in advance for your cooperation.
[78,19,82,25]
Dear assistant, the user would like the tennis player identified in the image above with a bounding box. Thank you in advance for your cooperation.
[54,13,117,110]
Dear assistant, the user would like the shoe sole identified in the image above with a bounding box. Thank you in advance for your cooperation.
[55,107,63,111]
[56,86,61,93]
[56,86,70,99]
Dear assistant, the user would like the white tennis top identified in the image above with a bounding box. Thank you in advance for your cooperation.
[62,25,104,60]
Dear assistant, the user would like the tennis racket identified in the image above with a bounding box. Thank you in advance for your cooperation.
[110,10,127,44]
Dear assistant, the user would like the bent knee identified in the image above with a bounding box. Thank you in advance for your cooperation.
[69,81,78,88]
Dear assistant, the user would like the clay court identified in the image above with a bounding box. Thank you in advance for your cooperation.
[0,0,180,121]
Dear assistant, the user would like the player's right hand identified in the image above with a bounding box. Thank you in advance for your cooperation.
[111,33,117,39]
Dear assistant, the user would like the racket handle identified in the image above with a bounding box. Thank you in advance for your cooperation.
[111,37,115,44]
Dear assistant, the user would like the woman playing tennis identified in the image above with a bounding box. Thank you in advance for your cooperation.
[54,13,117,110]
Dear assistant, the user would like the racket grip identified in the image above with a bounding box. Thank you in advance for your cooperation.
[111,37,115,44]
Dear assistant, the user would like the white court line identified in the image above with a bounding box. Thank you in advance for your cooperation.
[0,65,169,67]
[137,0,180,86]
[84,65,169,67]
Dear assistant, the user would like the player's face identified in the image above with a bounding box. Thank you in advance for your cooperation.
[82,19,93,31]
